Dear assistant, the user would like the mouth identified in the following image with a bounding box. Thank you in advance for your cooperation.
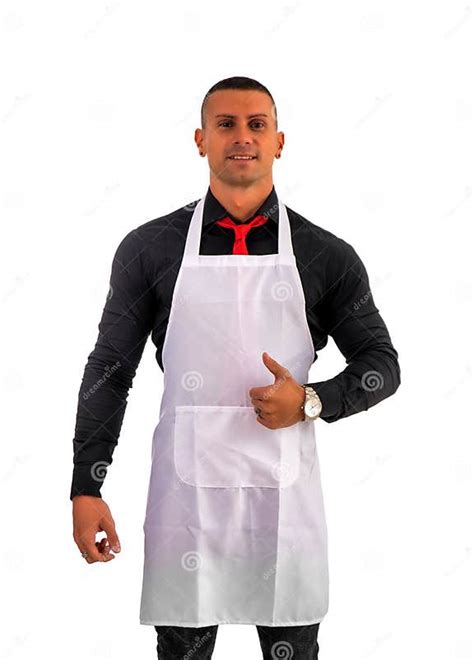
[227,155,257,161]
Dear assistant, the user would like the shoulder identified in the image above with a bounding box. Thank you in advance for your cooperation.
[112,197,199,269]
[285,204,362,275]
[120,198,197,249]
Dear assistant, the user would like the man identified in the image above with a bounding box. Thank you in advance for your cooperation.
[71,76,400,659]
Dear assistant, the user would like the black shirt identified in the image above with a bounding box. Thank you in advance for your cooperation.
[70,185,400,499]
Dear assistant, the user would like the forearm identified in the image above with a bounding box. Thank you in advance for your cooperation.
[70,334,147,499]
[304,343,400,423]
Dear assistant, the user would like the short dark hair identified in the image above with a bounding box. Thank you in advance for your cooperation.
[201,76,277,129]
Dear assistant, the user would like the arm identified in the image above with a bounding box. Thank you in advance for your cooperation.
[304,239,400,422]
[70,229,156,499]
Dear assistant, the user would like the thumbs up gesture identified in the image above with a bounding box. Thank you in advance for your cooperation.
[248,352,306,429]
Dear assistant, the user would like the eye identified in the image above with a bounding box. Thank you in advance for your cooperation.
[217,121,266,129]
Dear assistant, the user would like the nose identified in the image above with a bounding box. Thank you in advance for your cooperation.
[232,125,253,144]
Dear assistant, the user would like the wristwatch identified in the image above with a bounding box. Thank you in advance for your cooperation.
[300,385,323,421]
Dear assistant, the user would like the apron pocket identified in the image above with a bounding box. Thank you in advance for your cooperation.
[174,405,301,488]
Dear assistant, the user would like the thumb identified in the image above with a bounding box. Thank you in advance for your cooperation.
[262,351,287,380]
[101,516,121,553]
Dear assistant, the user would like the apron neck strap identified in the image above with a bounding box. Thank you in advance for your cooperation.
[183,195,293,259]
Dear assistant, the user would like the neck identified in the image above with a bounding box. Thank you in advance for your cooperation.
[209,176,273,222]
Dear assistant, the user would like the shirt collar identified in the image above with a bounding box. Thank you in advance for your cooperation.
[202,185,279,226]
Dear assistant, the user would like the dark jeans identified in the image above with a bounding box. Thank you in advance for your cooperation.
[154,622,320,659]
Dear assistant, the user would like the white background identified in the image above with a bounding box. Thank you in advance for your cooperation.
[1,1,472,658]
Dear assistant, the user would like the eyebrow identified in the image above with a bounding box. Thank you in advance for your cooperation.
[214,113,269,119]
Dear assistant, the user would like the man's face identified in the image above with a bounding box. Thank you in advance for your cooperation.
[196,90,284,186]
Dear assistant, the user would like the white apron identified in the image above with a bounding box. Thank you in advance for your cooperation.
[139,194,329,627]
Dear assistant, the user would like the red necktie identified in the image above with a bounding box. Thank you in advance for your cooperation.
[215,214,269,254]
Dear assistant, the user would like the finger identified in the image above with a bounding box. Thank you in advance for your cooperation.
[77,546,102,563]
[248,387,265,400]
[99,536,116,556]
[96,538,111,556]
[250,386,272,401]
[256,412,278,429]
[253,402,277,416]
[96,538,115,561]
[262,352,287,378]
[100,515,121,554]
[74,532,104,563]
[79,539,107,563]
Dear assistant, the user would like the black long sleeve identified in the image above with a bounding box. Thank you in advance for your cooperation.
[70,230,156,498]
[303,239,400,422]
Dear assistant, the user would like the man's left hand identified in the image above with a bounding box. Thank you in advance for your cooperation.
[249,352,306,429]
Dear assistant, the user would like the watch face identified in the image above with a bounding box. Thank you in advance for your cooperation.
[305,399,322,418]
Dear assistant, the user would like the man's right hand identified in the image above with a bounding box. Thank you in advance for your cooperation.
[72,495,121,564]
